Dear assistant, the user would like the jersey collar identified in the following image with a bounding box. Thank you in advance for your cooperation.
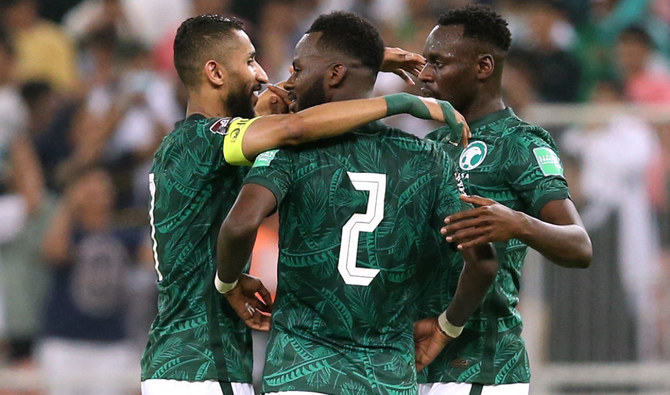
[469,107,516,131]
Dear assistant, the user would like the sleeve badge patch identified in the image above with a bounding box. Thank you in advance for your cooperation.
[252,150,278,167]
[533,147,564,176]
[209,117,233,135]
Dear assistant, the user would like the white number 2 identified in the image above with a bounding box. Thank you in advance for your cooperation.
[337,172,386,286]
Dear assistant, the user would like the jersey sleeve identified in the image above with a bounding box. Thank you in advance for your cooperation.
[243,149,294,206]
[501,130,571,217]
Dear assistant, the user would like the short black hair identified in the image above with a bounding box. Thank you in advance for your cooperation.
[173,14,245,87]
[438,5,512,52]
[618,25,653,48]
[307,11,384,72]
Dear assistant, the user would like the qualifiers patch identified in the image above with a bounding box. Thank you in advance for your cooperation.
[209,117,233,135]
[533,147,564,176]
[459,141,487,171]
[252,149,278,167]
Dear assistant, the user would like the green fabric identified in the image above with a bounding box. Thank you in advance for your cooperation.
[384,92,431,119]
[386,93,462,143]
[420,108,570,385]
[245,122,470,394]
[140,114,253,383]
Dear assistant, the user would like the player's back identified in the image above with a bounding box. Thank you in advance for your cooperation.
[244,121,467,394]
[141,115,253,383]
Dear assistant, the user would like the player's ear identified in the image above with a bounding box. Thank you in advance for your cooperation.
[204,59,226,87]
[327,63,347,87]
[476,54,494,80]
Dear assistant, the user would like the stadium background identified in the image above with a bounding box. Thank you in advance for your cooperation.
[0,0,669,393]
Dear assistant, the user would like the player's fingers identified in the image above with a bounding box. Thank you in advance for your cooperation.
[393,69,415,85]
[254,300,272,314]
[405,52,426,64]
[245,296,269,315]
[256,285,274,310]
[457,234,492,250]
[459,194,494,206]
[446,226,486,243]
[443,209,480,225]
[249,311,272,331]
[460,123,472,147]
[267,84,291,105]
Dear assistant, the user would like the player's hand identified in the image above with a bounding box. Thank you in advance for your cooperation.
[451,107,470,147]
[414,317,453,372]
[255,83,291,116]
[420,98,471,147]
[380,47,426,86]
[442,195,525,249]
[224,274,273,331]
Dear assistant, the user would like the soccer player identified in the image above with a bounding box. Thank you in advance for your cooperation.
[416,5,593,395]
[140,14,468,395]
[216,12,498,395]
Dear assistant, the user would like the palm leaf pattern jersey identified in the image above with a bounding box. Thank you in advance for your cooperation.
[419,108,570,385]
[141,114,253,383]
[244,121,471,395]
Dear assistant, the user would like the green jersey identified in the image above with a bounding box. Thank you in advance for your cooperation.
[141,114,254,383]
[244,122,469,395]
[421,108,570,385]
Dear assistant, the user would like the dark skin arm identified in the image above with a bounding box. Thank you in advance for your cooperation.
[241,95,468,160]
[216,184,278,330]
[414,242,498,371]
[443,195,592,268]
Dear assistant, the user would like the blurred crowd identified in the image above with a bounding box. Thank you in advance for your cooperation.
[0,0,670,392]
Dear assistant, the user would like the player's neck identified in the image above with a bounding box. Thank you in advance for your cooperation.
[330,84,373,104]
[463,92,505,124]
[185,90,229,119]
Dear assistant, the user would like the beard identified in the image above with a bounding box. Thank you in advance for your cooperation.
[294,78,326,112]
[226,83,256,119]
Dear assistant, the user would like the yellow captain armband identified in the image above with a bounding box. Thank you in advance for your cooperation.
[223,117,259,166]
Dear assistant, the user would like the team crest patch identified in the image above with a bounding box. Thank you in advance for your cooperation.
[533,147,564,176]
[459,141,487,171]
[253,150,278,167]
[209,117,232,135]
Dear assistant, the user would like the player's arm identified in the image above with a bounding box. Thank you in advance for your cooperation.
[215,183,277,331]
[380,47,426,85]
[41,177,86,264]
[227,93,467,165]
[443,195,592,268]
[414,243,498,371]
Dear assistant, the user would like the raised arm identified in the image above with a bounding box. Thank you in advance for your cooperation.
[414,243,497,371]
[237,93,467,163]
[443,195,592,268]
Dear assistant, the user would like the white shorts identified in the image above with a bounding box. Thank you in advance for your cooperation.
[141,379,254,395]
[419,382,530,395]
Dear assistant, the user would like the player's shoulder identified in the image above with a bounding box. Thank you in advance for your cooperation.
[494,113,557,150]
[373,123,444,154]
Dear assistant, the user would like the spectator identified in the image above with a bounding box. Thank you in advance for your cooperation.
[0,26,49,368]
[38,167,143,395]
[615,25,670,104]
[561,79,662,359]
[0,0,78,94]
[509,0,582,102]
